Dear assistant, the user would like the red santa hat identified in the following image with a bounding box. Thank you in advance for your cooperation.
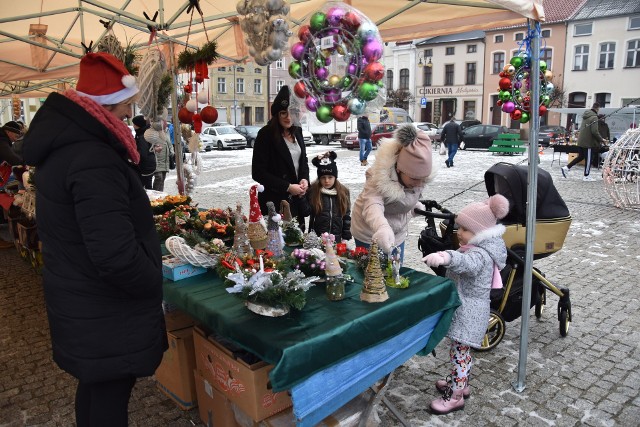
[249,184,265,223]
[76,52,138,105]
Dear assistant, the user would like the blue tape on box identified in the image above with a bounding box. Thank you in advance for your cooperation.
[162,255,208,281]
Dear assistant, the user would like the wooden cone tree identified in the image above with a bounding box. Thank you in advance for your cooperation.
[360,239,389,303]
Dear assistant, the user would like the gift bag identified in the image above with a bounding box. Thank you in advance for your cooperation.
[438,144,446,156]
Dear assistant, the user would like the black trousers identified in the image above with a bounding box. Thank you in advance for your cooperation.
[566,147,593,176]
[75,376,136,427]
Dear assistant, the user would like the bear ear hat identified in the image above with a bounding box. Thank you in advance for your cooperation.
[327,151,337,161]
[311,156,322,167]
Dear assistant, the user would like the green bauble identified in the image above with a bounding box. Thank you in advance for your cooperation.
[510,56,523,68]
[288,61,301,79]
[310,12,327,33]
[499,90,511,101]
[341,76,353,88]
[541,95,551,106]
[358,82,379,101]
[316,105,333,123]
[376,80,385,88]
[314,57,325,68]
[539,60,547,72]
[519,112,530,123]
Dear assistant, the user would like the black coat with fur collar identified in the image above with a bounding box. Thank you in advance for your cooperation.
[22,93,167,383]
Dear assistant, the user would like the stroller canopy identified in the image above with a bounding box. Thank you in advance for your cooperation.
[485,163,570,225]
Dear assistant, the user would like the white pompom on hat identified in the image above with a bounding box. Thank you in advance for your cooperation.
[456,194,510,235]
[75,52,139,105]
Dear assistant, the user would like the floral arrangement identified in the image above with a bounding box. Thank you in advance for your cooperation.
[155,204,200,240]
[215,249,278,280]
[150,194,192,214]
[282,219,304,246]
[226,257,319,312]
[191,208,236,241]
[283,247,327,277]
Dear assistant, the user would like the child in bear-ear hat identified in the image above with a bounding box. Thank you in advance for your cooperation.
[307,151,352,243]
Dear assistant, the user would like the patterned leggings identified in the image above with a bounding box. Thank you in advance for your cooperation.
[450,340,472,390]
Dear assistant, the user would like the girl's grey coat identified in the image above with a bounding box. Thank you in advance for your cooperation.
[443,225,507,348]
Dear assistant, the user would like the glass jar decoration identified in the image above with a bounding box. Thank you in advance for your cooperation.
[326,275,346,301]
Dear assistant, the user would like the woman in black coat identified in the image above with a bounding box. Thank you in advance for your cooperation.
[252,85,310,229]
[22,52,166,427]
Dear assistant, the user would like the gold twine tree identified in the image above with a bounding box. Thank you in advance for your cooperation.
[360,239,389,303]
[232,203,253,257]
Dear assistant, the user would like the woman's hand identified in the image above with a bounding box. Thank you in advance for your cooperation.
[288,183,306,196]
[299,179,309,192]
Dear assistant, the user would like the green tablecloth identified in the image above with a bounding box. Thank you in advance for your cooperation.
[162,260,460,391]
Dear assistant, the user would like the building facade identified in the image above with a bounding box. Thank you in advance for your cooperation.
[414,31,485,125]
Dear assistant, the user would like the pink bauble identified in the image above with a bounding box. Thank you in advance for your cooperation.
[363,40,383,62]
[327,7,346,26]
[347,63,357,75]
[502,101,516,113]
[305,96,319,112]
[325,89,341,103]
[315,67,328,80]
[291,42,305,60]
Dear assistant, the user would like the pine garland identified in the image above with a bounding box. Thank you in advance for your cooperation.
[177,41,219,70]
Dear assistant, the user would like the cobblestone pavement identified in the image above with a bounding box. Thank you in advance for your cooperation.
[1,147,639,426]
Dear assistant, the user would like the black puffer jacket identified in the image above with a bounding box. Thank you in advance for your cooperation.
[135,124,156,177]
[308,188,352,242]
[22,92,167,383]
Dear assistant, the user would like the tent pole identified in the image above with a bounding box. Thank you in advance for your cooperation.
[513,20,541,393]
[168,40,185,195]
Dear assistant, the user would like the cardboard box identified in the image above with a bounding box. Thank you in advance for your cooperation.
[162,254,207,281]
[164,308,196,332]
[193,327,292,422]
[155,327,197,410]
[194,370,239,427]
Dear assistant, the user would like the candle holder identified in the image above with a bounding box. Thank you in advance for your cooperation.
[326,275,346,301]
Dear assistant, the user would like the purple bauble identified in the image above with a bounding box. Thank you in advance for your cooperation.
[325,89,341,103]
[514,81,522,90]
[363,40,383,62]
[502,101,516,113]
[326,7,346,27]
[305,96,319,112]
[324,57,332,66]
[347,63,357,75]
[291,42,305,61]
[316,67,329,80]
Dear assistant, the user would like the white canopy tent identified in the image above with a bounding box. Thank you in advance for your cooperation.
[0,0,545,391]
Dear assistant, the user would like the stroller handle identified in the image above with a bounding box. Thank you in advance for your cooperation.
[414,208,455,220]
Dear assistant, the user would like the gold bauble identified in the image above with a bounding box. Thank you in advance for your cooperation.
[328,75,341,87]
[544,70,553,81]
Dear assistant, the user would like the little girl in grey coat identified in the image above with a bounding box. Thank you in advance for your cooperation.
[423,194,509,415]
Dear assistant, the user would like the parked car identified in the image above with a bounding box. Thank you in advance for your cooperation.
[340,123,399,150]
[433,119,482,142]
[460,124,512,149]
[200,126,247,150]
[235,125,261,148]
[414,122,438,139]
[302,129,314,146]
[538,125,567,146]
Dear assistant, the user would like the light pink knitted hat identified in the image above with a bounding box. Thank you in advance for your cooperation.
[456,194,510,234]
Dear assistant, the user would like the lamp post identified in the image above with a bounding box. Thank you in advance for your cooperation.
[417,54,432,68]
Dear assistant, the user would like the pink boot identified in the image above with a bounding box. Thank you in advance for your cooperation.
[435,379,470,398]
[430,388,465,415]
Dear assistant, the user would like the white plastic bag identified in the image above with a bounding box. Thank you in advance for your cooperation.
[439,143,446,155]
[460,141,466,150]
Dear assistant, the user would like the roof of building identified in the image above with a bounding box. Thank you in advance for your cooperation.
[487,0,587,32]
[572,0,640,21]
[416,30,485,46]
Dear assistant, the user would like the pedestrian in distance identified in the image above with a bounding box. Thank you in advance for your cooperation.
[22,52,167,427]
[351,124,433,263]
[441,116,462,168]
[150,121,174,192]
[308,151,352,243]
[561,103,607,181]
[252,85,311,231]
[132,114,158,189]
[357,114,372,166]
[423,194,509,415]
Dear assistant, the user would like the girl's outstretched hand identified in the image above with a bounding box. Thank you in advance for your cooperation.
[423,251,451,267]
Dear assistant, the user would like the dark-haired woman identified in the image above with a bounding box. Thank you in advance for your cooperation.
[251,85,310,230]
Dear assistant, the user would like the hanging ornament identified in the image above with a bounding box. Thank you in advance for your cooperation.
[200,106,218,124]
[236,0,292,65]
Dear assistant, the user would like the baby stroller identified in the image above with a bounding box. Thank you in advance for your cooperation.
[416,162,573,351]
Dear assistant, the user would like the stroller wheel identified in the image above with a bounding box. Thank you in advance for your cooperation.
[535,287,546,319]
[477,309,505,352]
[559,306,570,337]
